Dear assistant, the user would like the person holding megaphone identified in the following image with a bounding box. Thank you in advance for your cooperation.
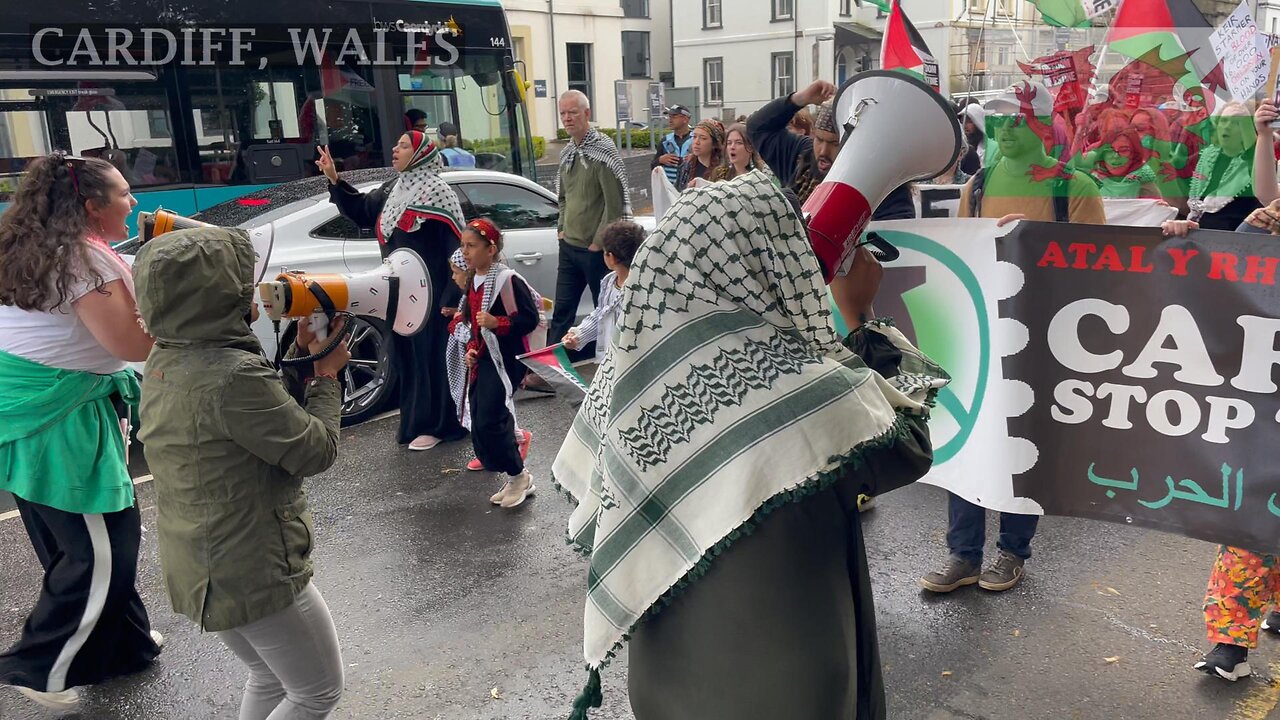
[135,226,349,719]
[318,131,467,452]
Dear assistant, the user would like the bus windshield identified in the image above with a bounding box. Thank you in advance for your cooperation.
[397,50,536,178]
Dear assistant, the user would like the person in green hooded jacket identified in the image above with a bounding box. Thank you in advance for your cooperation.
[0,153,162,713]
[135,226,351,720]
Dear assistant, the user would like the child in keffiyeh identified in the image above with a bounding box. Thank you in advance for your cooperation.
[561,220,643,365]
[446,220,540,507]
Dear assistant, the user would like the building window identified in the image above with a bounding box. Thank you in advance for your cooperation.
[836,53,849,85]
[703,0,722,29]
[567,43,594,108]
[622,31,651,78]
[621,0,649,18]
[704,57,724,104]
[841,0,854,16]
[772,0,795,21]
[706,57,727,104]
[772,52,795,98]
[996,45,1011,66]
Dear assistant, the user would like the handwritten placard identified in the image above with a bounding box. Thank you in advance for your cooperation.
[1209,0,1270,100]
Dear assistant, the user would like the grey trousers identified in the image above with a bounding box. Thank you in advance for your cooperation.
[216,583,344,720]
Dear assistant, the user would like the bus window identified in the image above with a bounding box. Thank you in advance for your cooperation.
[401,52,536,178]
[0,105,52,202]
[0,84,181,197]
[186,60,383,188]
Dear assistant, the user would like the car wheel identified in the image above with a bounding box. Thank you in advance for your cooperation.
[340,316,398,426]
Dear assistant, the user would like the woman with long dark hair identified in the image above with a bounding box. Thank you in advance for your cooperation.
[675,120,725,191]
[0,153,162,712]
[318,132,468,451]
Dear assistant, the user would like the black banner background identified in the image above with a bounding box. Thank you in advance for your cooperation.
[999,221,1280,551]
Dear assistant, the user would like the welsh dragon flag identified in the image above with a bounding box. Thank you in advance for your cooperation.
[1104,0,1228,104]
[880,0,940,91]
[517,343,589,405]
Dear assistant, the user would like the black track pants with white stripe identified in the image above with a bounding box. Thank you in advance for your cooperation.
[0,498,159,692]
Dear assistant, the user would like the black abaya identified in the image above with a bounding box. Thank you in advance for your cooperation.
[329,179,466,444]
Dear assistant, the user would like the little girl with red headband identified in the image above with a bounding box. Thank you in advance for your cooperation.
[446,218,541,508]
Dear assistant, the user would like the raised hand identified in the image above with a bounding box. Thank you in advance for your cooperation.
[315,145,339,184]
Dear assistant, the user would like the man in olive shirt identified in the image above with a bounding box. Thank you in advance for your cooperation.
[922,82,1105,597]
[551,90,631,359]
[957,82,1106,226]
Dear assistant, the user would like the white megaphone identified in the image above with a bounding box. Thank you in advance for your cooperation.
[257,248,433,340]
[802,70,962,283]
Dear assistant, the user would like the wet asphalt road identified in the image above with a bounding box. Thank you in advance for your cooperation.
[2,394,1279,720]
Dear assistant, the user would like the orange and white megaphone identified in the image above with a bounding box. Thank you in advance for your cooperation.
[257,248,433,339]
[136,208,275,284]
[802,70,962,282]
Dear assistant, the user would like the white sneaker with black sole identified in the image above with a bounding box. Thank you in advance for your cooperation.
[1195,643,1251,681]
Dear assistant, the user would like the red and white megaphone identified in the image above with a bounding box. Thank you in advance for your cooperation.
[803,70,962,282]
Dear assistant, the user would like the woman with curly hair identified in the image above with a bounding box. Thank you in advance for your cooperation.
[0,153,162,712]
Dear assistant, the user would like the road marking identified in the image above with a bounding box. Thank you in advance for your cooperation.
[1232,662,1280,720]
[1,474,154,523]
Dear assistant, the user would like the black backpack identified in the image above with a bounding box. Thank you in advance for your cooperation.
[970,167,1071,222]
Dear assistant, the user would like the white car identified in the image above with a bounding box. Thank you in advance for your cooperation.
[117,168,654,425]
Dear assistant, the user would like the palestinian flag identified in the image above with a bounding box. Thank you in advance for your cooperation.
[517,344,589,405]
[880,0,940,92]
[1104,0,1228,103]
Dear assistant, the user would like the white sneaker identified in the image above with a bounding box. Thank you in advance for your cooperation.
[151,629,165,649]
[408,435,441,451]
[500,471,535,509]
[16,685,81,711]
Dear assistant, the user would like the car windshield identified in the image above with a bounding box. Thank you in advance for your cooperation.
[112,166,398,254]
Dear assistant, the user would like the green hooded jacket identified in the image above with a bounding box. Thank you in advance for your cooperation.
[134,227,341,632]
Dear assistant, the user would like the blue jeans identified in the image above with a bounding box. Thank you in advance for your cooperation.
[947,492,1039,568]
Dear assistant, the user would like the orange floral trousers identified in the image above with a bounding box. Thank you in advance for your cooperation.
[1204,545,1279,649]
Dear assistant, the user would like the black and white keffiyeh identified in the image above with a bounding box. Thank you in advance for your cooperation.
[378,132,466,242]
[553,171,950,682]
[557,128,634,220]
[445,258,520,430]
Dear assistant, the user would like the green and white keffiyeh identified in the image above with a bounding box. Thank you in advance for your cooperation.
[552,171,949,680]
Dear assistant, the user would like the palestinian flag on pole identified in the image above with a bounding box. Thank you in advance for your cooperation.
[880,0,940,92]
[517,343,589,405]
[1104,0,1228,103]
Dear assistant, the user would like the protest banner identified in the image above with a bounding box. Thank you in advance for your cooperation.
[1208,0,1270,100]
[855,218,1280,551]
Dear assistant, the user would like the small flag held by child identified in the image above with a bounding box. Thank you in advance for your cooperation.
[517,343,589,405]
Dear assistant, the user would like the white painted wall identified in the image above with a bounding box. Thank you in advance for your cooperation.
[506,0,674,140]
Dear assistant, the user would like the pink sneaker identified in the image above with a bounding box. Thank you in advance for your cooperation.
[518,430,532,460]
[467,457,484,471]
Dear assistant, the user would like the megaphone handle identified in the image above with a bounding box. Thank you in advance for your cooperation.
[309,311,329,342]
